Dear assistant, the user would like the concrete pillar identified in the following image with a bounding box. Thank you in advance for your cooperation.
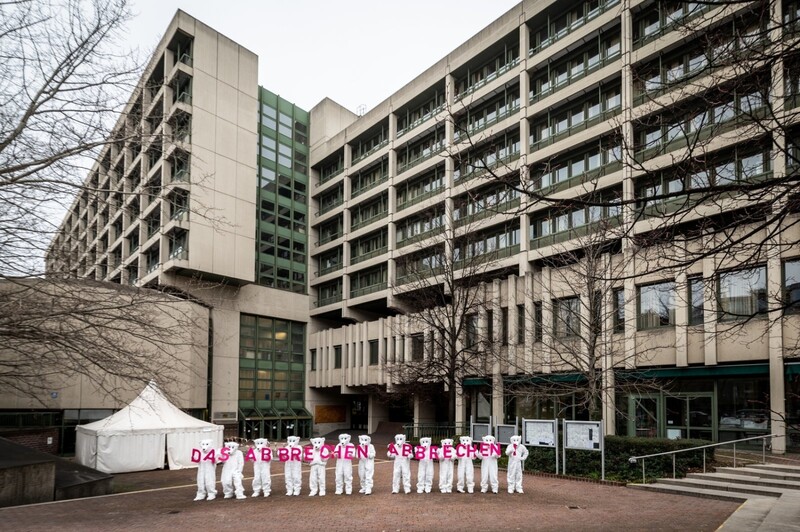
[674,243,689,368]
[415,394,436,424]
[702,241,718,367]
[368,394,389,434]
[455,382,466,426]
[541,266,552,373]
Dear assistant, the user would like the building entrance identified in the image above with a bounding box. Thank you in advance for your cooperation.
[626,392,715,440]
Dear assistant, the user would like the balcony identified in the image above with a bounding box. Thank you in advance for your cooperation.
[316,293,342,307]
[529,0,620,57]
[396,185,445,211]
[457,58,520,102]
[350,246,388,265]
[351,173,388,199]
[454,197,520,228]
[351,139,388,165]
[318,262,343,276]
[350,281,387,299]
[397,140,446,175]
[530,108,621,153]
[397,103,446,138]
[529,217,621,250]
[530,51,620,105]
[397,226,445,249]
[454,103,520,143]
[350,211,387,232]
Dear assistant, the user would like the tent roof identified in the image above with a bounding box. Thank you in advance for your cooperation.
[76,381,219,436]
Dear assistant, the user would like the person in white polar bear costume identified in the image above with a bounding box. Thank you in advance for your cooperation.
[284,436,302,496]
[251,438,271,497]
[437,438,454,493]
[307,437,328,496]
[334,433,355,495]
[194,439,217,501]
[387,433,411,494]
[416,437,435,493]
[357,435,376,495]
[479,434,500,494]
[221,440,246,500]
[456,435,475,493]
[505,435,529,494]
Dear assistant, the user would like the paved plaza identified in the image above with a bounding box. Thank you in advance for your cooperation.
[1,459,738,531]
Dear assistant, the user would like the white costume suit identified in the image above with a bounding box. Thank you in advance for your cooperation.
[388,434,411,494]
[437,438,454,493]
[194,439,217,501]
[479,435,500,494]
[334,433,354,495]
[307,437,328,496]
[251,438,271,497]
[357,435,376,495]
[505,435,529,494]
[416,437,434,493]
[220,441,246,499]
[284,436,302,496]
[456,436,475,493]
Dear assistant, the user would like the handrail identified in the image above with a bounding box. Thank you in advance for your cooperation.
[628,433,782,484]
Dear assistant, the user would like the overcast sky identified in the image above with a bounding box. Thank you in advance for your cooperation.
[127,0,520,113]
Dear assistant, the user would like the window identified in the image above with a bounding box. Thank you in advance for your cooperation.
[785,259,800,313]
[369,340,379,365]
[689,277,705,325]
[613,288,625,333]
[554,297,581,338]
[637,281,675,329]
[334,345,342,369]
[718,266,767,321]
[310,349,316,371]
[465,314,478,348]
[501,308,508,346]
[534,302,543,342]
[411,334,424,361]
[487,310,494,343]
[517,304,525,344]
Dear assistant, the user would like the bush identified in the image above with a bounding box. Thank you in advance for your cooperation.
[522,436,714,483]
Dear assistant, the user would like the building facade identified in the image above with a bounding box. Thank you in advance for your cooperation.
[6,1,800,455]
[305,0,800,453]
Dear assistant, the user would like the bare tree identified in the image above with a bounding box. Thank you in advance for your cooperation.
[388,191,519,424]
[0,0,216,403]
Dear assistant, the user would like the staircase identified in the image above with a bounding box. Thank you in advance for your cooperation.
[629,464,800,531]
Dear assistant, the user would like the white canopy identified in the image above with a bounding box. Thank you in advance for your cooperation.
[75,381,223,473]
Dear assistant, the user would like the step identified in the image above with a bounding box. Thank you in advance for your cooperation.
[657,478,783,497]
[747,463,800,475]
[716,466,800,482]
[689,472,800,491]
[718,498,775,531]
[628,482,768,502]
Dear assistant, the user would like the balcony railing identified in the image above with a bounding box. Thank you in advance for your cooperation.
[529,0,620,57]
[178,52,193,67]
[453,244,520,269]
[530,108,621,152]
[533,160,623,197]
[351,173,388,199]
[632,3,715,50]
[318,198,344,216]
[530,51,621,105]
[397,141,446,174]
[318,167,344,186]
[455,151,520,182]
[396,185,445,211]
[454,103,520,143]
[397,102,446,138]
[316,293,342,307]
[350,281,387,298]
[350,246,388,265]
[454,197,520,228]
[318,262,343,276]
[397,226,445,248]
[529,217,622,250]
[171,168,189,183]
[457,58,520,101]
[350,211,387,231]
[317,232,341,246]
[351,138,389,165]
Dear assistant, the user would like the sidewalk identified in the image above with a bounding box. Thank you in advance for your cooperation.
[0,459,738,531]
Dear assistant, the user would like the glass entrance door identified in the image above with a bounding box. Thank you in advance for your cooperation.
[665,393,715,440]
[629,395,661,438]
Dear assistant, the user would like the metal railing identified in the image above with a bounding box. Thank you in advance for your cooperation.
[402,422,470,440]
[628,433,782,484]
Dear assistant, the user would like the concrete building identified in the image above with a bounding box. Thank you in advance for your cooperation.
[5,1,800,455]
[305,0,800,453]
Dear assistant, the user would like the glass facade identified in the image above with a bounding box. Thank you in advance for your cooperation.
[238,313,309,439]
[256,87,309,294]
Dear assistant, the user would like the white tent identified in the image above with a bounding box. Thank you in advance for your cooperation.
[75,381,223,473]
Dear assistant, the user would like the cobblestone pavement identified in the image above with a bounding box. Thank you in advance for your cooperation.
[1,460,738,531]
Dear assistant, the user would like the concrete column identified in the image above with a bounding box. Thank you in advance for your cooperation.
[541,266,552,373]
[702,241,718,366]
[491,280,504,421]
[368,394,389,434]
[455,382,466,425]
[525,270,536,374]
[508,275,519,375]
[415,394,436,424]
[767,248,786,454]
[674,244,689,368]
